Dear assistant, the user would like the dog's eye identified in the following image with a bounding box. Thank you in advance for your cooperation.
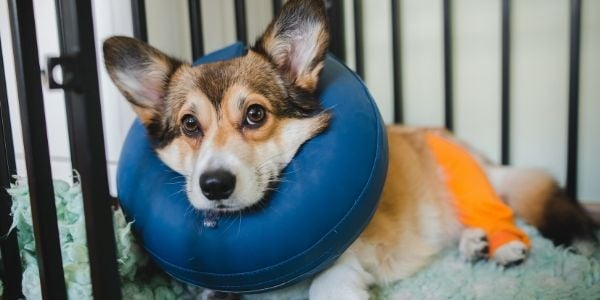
[244,104,266,127]
[181,114,201,136]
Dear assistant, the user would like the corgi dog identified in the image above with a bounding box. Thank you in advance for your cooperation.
[103,0,597,299]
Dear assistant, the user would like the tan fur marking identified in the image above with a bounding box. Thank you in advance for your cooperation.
[356,126,457,281]
[175,90,215,150]
[133,107,157,125]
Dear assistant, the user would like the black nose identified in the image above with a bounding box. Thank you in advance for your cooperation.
[199,169,236,200]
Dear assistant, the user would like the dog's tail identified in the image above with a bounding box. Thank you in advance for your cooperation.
[488,167,598,256]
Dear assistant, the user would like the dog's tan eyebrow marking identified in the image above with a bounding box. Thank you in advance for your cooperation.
[188,103,198,115]
[179,102,197,119]
[237,96,245,110]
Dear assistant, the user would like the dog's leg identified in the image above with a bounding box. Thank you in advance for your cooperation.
[309,251,374,300]
[459,228,489,262]
[492,240,528,266]
[460,227,528,266]
[426,134,532,266]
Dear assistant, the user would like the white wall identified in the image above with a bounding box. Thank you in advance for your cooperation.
[362,0,395,123]
[454,0,501,163]
[579,0,600,203]
[1,0,598,202]
[400,0,445,127]
[0,0,73,181]
[511,0,570,185]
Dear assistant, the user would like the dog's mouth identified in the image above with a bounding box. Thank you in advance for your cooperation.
[202,201,242,214]
[211,203,241,213]
[200,181,280,228]
[198,176,281,228]
[208,174,280,212]
[215,204,230,210]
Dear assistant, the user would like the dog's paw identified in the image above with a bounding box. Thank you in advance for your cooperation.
[200,290,240,300]
[492,240,528,266]
[459,228,489,261]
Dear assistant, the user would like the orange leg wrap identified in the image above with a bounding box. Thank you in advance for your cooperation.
[425,132,530,256]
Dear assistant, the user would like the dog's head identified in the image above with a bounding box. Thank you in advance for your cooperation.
[104,0,330,212]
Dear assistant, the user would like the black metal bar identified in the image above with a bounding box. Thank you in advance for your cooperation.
[273,0,283,16]
[53,0,123,298]
[131,0,148,42]
[566,0,582,201]
[234,0,248,44]
[391,0,403,123]
[442,0,453,130]
[353,0,364,78]
[7,0,68,298]
[0,36,25,300]
[501,0,511,165]
[188,0,205,59]
[326,0,346,61]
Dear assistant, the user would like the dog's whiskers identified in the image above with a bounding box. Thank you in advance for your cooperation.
[237,211,242,234]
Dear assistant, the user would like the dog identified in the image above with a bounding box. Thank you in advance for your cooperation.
[103,0,597,298]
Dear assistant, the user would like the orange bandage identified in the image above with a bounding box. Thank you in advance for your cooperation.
[425,132,530,255]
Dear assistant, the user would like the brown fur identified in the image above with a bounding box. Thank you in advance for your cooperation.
[357,127,459,281]
[104,0,331,213]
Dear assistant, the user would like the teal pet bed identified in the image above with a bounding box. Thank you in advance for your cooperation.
[5,179,600,299]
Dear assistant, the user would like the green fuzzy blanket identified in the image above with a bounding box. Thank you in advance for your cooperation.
[2,179,599,299]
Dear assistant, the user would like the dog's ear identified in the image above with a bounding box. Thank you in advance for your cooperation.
[253,0,329,92]
[103,36,183,124]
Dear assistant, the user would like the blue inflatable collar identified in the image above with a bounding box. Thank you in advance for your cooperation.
[117,43,388,292]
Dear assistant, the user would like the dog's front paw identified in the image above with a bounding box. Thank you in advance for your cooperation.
[459,228,489,262]
[492,240,528,266]
[200,290,240,300]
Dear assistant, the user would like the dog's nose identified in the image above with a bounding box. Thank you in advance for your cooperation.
[199,169,236,201]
